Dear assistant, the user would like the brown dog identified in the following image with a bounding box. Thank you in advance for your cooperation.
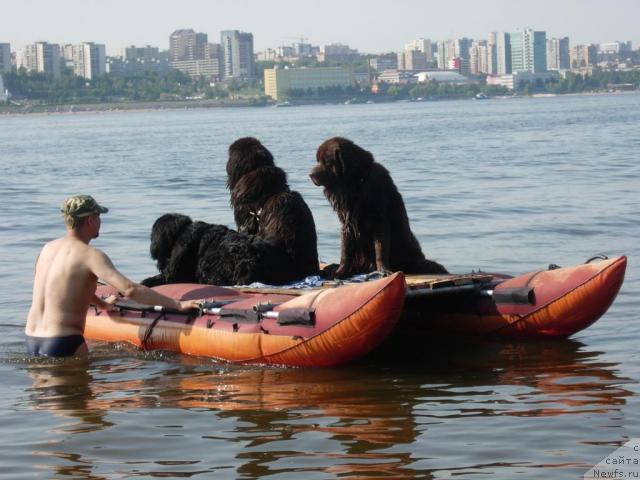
[309,137,448,278]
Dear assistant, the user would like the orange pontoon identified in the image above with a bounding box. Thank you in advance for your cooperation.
[86,256,626,366]
[86,272,406,367]
[401,255,627,338]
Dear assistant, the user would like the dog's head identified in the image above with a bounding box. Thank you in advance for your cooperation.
[230,165,288,206]
[227,137,275,190]
[310,137,374,189]
[149,213,193,270]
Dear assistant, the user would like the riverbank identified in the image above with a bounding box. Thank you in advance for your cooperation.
[0,97,269,116]
[1,89,637,116]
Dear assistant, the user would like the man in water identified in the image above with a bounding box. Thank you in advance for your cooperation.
[25,195,202,357]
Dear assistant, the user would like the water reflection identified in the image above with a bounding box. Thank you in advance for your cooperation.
[23,360,111,480]
[20,339,632,478]
[25,360,113,433]
[374,338,632,420]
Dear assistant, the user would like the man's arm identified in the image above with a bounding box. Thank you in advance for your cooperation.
[92,293,119,311]
[88,249,201,312]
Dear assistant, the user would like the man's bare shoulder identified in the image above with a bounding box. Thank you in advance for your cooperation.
[41,236,107,263]
[38,237,67,260]
[42,236,65,251]
[82,244,114,270]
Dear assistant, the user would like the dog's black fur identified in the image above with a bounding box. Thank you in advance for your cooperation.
[309,137,448,278]
[141,138,319,287]
[141,213,290,287]
[227,137,319,280]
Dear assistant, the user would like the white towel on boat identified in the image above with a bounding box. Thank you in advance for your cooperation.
[236,271,387,289]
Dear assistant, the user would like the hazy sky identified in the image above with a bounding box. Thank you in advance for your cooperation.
[2,0,638,55]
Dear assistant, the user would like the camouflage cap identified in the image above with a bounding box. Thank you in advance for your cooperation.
[61,195,108,225]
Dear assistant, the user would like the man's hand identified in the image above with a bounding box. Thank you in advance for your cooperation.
[177,299,203,312]
[102,294,120,311]
[93,294,120,312]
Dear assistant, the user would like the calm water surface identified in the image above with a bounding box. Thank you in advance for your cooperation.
[0,93,639,479]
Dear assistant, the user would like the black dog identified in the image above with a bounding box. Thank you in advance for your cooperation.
[309,137,448,278]
[227,137,319,280]
[141,213,290,287]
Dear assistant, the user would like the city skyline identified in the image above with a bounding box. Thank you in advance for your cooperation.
[2,0,639,56]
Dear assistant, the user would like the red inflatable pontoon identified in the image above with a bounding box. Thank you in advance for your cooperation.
[86,272,406,367]
[402,255,627,338]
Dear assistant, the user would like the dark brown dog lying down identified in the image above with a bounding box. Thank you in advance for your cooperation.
[309,136,448,278]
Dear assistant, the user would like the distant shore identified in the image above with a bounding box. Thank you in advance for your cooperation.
[0,98,265,116]
[1,89,637,116]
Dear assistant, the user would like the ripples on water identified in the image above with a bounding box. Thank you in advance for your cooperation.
[0,93,639,478]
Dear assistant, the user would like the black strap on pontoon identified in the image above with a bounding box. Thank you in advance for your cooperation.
[116,302,182,315]
[406,281,535,304]
[113,299,233,316]
[406,284,480,298]
[492,287,535,305]
[275,288,323,327]
[200,300,238,310]
[141,312,165,350]
[489,267,539,305]
[137,300,235,348]
[254,303,280,313]
[218,307,262,323]
[216,304,315,326]
[276,308,315,326]
[586,254,609,263]
[216,302,281,324]
[113,299,316,328]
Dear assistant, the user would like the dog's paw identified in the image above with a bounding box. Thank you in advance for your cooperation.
[319,263,340,279]
[333,264,355,279]
[376,267,392,277]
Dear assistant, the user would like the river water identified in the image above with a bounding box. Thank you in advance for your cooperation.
[0,93,638,479]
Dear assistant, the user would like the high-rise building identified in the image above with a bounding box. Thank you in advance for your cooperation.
[496,33,512,75]
[121,45,159,62]
[72,43,106,79]
[398,49,428,71]
[509,29,546,73]
[448,57,470,76]
[18,45,37,71]
[546,37,570,70]
[61,44,74,61]
[469,40,488,75]
[108,45,170,77]
[437,40,456,69]
[599,41,633,54]
[570,44,597,69]
[0,72,7,101]
[435,38,471,68]
[0,43,11,73]
[169,56,220,79]
[317,43,360,63]
[369,53,398,72]
[557,37,570,69]
[36,42,61,78]
[487,33,498,75]
[276,46,295,58]
[170,29,208,63]
[221,30,255,80]
[405,38,433,61]
[169,30,222,79]
[454,38,473,60]
[292,42,314,57]
[18,42,61,78]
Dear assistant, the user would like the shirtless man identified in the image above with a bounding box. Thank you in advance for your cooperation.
[25,195,202,357]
